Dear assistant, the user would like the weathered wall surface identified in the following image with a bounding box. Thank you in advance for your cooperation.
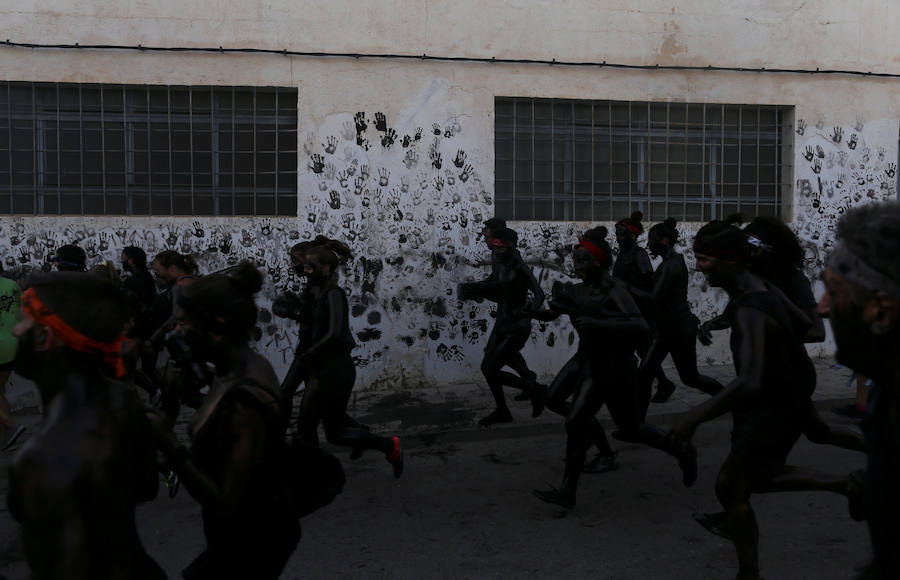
[0,2,899,394]
[4,0,900,74]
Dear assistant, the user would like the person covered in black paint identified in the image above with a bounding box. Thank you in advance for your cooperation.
[146,261,301,580]
[633,218,722,416]
[693,215,865,540]
[818,201,900,580]
[668,221,865,580]
[8,272,164,580]
[293,244,403,478]
[530,227,699,509]
[274,236,369,432]
[459,222,547,425]
[612,212,677,408]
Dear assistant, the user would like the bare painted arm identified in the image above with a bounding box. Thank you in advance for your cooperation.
[671,307,766,441]
[574,287,649,335]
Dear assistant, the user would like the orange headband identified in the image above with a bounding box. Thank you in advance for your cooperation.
[20,288,131,378]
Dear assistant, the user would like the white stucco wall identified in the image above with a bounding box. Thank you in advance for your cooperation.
[0,1,898,391]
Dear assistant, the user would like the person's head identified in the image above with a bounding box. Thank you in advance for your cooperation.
[742,216,804,281]
[13,272,130,383]
[152,251,198,287]
[818,202,900,377]
[52,244,87,272]
[486,226,517,255]
[573,226,613,280]
[121,246,148,274]
[692,220,750,289]
[88,261,121,286]
[173,261,263,361]
[647,218,679,257]
[289,241,313,276]
[483,217,507,241]
[615,211,645,250]
[303,245,341,282]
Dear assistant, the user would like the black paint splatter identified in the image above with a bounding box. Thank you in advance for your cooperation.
[357,328,382,342]
[367,311,382,325]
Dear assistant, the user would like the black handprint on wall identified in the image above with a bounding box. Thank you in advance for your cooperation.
[378,168,391,187]
[323,136,338,155]
[453,150,467,168]
[803,146,815,162]
[328,191,341,210]
[381,128,397,149]
[309,154,325,174]
[431,150,443,170]
[374,112,388,132]
[796,119,806,136]
[354,112,367,134]
[831,126,843,144]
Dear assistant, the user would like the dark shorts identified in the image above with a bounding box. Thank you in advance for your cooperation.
[731,406,804,484]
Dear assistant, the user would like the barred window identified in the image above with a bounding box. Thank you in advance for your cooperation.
[495,98,791,222]
[0,82,298,216]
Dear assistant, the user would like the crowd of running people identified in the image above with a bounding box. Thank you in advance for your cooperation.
[3,201,899,579]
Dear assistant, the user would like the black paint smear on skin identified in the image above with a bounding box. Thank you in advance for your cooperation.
[357,327,382,342]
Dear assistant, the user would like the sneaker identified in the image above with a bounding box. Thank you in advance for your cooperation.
[533,487,575,509]
[386,436,404,479]
[1,424,26,451]
[478,408,513,426]
[583,452,619,474]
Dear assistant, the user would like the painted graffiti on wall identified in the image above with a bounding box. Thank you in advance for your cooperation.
[0,95,898,388]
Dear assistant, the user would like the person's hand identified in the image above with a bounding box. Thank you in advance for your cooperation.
[698,321,713,346]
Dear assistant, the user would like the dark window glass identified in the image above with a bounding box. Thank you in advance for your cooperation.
[0,82,298,215]
[495,97,787,221]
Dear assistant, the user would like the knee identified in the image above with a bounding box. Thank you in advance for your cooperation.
[480,359,498,378]
[715,470,749,507]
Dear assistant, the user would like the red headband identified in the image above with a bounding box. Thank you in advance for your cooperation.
[575,238,608,263]
[616,220,642,236]
[21,288,131,378]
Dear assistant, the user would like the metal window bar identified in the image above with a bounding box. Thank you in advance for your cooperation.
[123,85,129,214]
[56,84,61,212]
[31,84,37,214]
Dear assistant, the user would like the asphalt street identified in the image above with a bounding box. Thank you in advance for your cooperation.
[0,360,873,579]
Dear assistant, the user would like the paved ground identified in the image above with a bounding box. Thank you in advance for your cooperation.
[0,359,874,579]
